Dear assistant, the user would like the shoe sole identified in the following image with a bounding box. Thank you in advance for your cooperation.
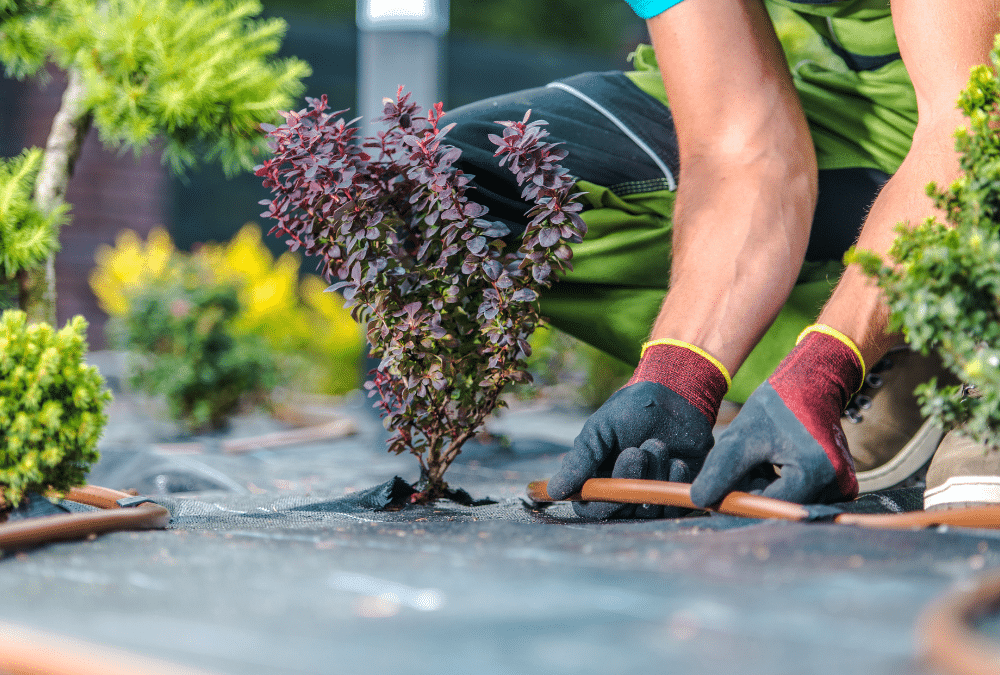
[924,476,1000,510]
[856,418,944,494]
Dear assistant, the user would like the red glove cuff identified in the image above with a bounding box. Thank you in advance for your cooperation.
[768,326,865,498]
[770,328,865,409]
[627,340,730,426]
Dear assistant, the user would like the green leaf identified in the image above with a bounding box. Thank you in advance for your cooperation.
[0,149,64,279]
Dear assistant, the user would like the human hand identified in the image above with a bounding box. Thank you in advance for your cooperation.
[690,325,864,507]
[547,340,729,519]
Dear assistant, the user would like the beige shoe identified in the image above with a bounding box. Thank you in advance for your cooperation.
[924,429,1000,510]
[843,347,959,494]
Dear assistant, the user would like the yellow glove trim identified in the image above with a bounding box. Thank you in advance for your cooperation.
[640,338,732,391]
[795,324,866,377]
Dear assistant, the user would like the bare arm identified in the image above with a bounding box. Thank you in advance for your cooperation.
[646,0,818,376]
[819,0,1000,368]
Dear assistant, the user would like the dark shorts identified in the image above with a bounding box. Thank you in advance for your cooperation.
[443,71,889,401]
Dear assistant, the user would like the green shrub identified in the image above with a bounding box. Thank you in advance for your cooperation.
[849,45,1000,448]
[91,224,364,396]
[110,258,279,433]
[0,310,110,509]
[0,148,68,309]
[3,0,311,176]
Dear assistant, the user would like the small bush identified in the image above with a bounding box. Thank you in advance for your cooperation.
[849,47,1000,448]
[257,90,585,501]
[0,310,110,509]
[109,256,278,433]
[91,224,365,396]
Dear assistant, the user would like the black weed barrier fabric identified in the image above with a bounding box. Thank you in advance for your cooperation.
[3,395,1000,675]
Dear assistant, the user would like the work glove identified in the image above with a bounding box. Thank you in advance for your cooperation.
[547,339,730,519]
[690,325,864,508]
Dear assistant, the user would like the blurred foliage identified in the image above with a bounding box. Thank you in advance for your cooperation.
[112,257,279,432]
[1,0,311,176]
[0,148,65,283]
[260,0,639,53]
[848,40,1000,448]
[197,224,366,395]
[0,310,110,509]
[90,224,365,398]
[90,227,175,317]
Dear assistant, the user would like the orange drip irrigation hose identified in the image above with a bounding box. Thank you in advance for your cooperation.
[531,478,1000,668]
[0,621,218,675]
[917,571,1000,675]
[527,478,812,521]
[527,478,1000,530]
[0,485,171,551]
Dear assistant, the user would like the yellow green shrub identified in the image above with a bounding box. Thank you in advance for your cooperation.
[0,311,111,508]
[91,224,364,395]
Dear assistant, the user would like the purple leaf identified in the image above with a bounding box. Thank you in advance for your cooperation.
[538,227,560,248]
[482,260,502,280]
[466,236,488,255]
[461,255,479,275]
[532,263,551,283]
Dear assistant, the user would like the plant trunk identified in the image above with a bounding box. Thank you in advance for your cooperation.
[22,67,93,324]
[412,431,475,503]
[413,465,449,504]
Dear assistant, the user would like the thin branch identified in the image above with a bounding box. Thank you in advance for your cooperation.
[20,66,94,323]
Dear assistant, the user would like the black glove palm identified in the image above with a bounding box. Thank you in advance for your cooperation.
[690,326,864,508]
[548,382,715,519]
[547,340,730,519]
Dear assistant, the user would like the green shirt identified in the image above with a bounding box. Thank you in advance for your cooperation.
[625,0,917,174]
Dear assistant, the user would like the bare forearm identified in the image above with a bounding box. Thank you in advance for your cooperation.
[651,152,815,373]
[818,122,963,368]
[646,0,816,375]
[818,0,1000,370]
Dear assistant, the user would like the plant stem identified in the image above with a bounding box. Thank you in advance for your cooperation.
[20,67,93,324]
[439,430,474,471]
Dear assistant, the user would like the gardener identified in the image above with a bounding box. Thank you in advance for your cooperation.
[446,0,1000,517]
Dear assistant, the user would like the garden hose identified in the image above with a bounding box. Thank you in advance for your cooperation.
[917,570,1000,675]
[0,621,218,675]
[530,478,1000,670]
[0,485,171,551]
[527,478,812,521]
[526,478,1000,530]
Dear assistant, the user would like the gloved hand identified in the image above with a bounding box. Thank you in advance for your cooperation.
[690,325,865,508]
[547,339,730,519]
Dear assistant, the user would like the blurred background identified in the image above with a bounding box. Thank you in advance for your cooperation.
[0,0,646,352]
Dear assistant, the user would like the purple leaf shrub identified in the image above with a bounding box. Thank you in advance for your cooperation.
[255,88,585,502]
